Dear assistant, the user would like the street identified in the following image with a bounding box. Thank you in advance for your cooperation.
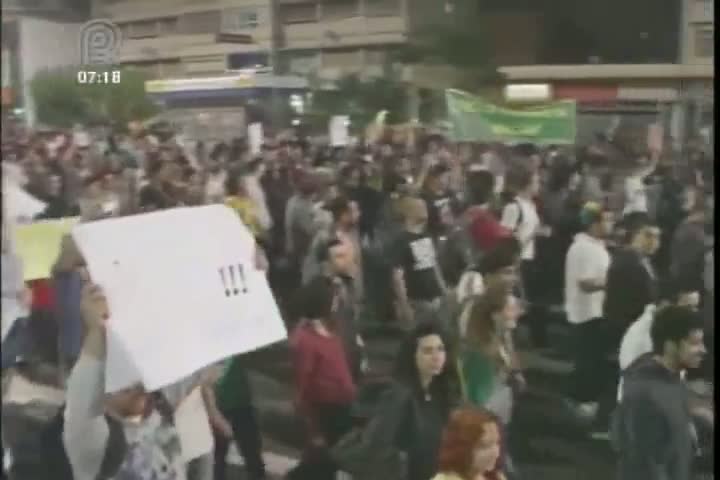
[2,317,617,480]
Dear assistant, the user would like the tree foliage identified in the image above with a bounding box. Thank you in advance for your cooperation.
[30,67,159,128]
[309,74,408,131]
[395,26,504,91]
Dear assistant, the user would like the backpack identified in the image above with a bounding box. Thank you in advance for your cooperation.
[41,405,128,480]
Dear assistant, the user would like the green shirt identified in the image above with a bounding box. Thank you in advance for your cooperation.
[459,347,497,406]
[214,356,252,411]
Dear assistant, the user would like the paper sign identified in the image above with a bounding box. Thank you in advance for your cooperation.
[73,131,91,148]
[248,123,263,155]
[72,205,287,393]
[647,123,664,153]
[330,116,350,147]
[14,217,79,280]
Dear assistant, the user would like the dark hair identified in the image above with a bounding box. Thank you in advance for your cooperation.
[325,196,352,222]
[658,278,696,305]
[466,170,495,206]
[547,160,574,193]
[504,164,535,193]
[650,306,704,355]
[621,212,654,243]
[428,164,450,179]
[182,166,197,182]
[146,160,165,179]
[512,143,539,158]
[479,237,521,275]
[295,276,335,321]
[394,324,459,409]
[224,173,244,196]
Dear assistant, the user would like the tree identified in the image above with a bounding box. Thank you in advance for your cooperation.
[30,67,159,128]
[395,26,504,92]
[309,73,408,132]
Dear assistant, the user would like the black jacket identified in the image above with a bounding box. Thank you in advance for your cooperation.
[604,248,658,330]
[614,354,694,480]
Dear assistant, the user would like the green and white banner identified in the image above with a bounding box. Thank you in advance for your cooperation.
[445,89,577,145]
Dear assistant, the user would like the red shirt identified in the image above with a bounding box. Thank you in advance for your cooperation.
[468,207,511,252]
[290,322,356,413]
[28,279,55,311]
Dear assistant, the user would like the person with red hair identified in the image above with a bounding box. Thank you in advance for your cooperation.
[432,407,505,480]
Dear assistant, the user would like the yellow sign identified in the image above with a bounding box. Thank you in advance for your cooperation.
[15,217,80,281]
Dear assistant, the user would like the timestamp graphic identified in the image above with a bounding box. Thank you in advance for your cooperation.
[77,70,122,84]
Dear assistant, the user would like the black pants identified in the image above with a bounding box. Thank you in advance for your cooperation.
[285,403,354,480]
[520,260,549,349]
[213,405,266,480]
[595,322,626,429]
[570,318,607,403]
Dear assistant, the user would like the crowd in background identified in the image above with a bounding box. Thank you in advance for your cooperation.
[1,119,715,480]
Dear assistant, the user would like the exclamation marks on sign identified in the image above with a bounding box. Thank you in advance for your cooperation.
[228,266,239,295]
[219,264,249,296]
[219,267,230,297]
[237,264,248,293]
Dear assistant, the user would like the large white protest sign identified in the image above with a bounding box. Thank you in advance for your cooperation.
[72,205,287,392]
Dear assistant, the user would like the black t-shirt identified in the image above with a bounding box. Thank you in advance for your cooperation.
[392,231,443,301]
[422,191,454,238]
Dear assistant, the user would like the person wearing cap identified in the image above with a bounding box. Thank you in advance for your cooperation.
[564,202,613,419]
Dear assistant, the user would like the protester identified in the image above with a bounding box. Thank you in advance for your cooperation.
[287,277,357,480]
[332,323,460,480]
[211,355,267,480]
[604,213,661,346]
[621,149,659,216]
[422,164,456,240]
[2,119,713,480]
[669,198,708,293]
[458,282,523,476]
[597,212,662,433]
[432,407,504,480]
[564,202,613,418]
[312,237,365,379]
[613,306,705,480]
[392,197,447,328]
[63,283,188,480]
[302,196,362,292]
[618,281,700,399]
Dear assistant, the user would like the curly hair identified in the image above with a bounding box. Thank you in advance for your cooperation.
[437,407,503,479]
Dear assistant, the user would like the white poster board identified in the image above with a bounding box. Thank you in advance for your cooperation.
[248,123,263,155]
[329,116,350,147]
[72,205,287,392]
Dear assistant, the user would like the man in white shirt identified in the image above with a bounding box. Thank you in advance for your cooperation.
[564,202,613,418]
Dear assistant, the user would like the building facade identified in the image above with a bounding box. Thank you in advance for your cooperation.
[680,0,714,64]
[90,0,474,81]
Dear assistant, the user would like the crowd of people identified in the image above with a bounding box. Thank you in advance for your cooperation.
[1,120,714,480]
